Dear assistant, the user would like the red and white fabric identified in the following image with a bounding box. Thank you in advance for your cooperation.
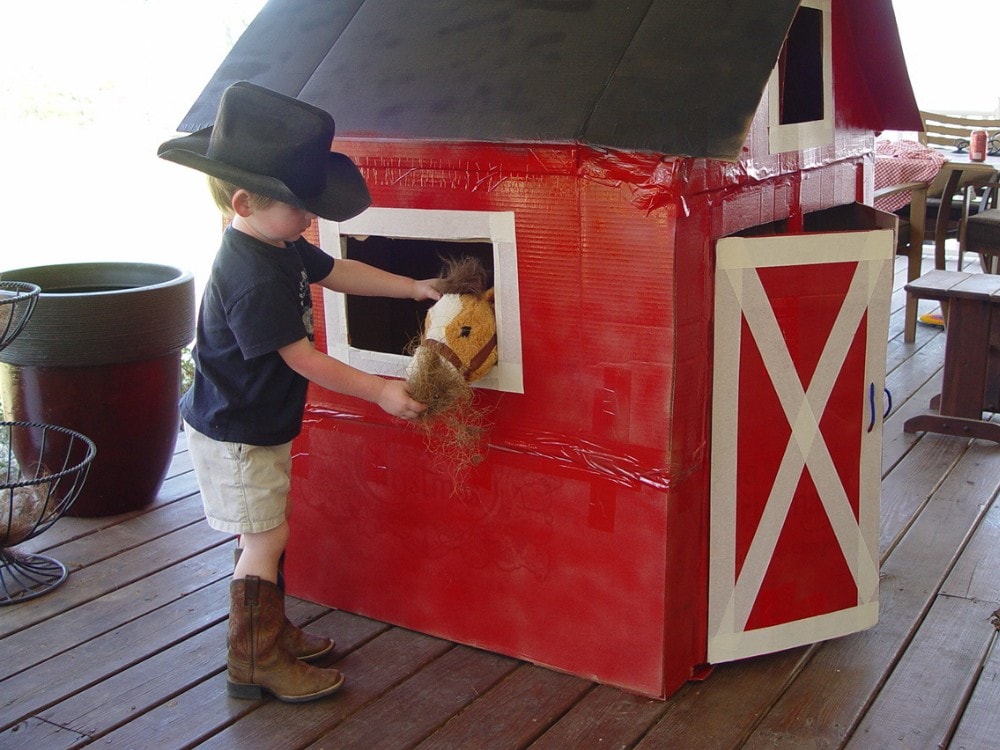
[873,139,946,213]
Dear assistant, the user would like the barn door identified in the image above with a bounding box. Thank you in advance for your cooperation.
[708,228,892,663]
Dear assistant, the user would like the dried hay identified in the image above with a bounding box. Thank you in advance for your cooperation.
[2,481,53,545]
[404,253,496,486]
[0,291,14,335]
[1,436,56,545]
[406,343,491,488]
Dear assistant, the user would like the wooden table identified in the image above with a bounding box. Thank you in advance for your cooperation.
[903,269,1000,444]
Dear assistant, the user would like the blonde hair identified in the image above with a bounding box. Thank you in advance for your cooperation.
[207,176,275,219]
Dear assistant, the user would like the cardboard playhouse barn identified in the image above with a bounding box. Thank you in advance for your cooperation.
[176,0,922,698]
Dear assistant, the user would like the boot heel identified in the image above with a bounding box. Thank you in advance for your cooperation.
[227,680,264,700]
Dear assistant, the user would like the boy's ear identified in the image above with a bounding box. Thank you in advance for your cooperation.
[231,189,254,218]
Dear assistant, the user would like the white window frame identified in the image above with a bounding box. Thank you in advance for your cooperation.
[318,208,524,394]
[767,0,834,155]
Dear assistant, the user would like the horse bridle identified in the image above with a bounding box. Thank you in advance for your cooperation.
[422,334,498,382]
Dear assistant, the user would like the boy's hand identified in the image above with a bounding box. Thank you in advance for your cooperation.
[412,278,443,302]
[377,378,428,419]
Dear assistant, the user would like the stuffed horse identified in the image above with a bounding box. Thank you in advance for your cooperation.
[406,257,496,478]
[407,256,497,416]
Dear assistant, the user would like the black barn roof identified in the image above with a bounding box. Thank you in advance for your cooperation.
[177,0,920,161]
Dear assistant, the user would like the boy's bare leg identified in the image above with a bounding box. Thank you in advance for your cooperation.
[234,521,288,584]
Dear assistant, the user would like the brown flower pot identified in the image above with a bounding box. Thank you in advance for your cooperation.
[0,263,195,517]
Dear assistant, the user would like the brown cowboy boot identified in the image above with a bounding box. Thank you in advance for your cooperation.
[233,547,334,662]
[227,576,345,702]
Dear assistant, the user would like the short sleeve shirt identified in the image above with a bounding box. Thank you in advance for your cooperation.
[180,226,335,445]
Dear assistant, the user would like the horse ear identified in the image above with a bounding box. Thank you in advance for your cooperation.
[484,288,495,308]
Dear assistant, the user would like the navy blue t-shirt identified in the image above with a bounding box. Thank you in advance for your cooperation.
[180,226,335,445]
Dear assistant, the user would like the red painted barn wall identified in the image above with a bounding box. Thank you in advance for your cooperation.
[288,139,697,697]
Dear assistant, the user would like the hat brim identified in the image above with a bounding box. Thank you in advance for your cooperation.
[158,127,371,222]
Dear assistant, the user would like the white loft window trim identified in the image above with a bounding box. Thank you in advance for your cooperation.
[767,0,834,154]
[318,208,524,394]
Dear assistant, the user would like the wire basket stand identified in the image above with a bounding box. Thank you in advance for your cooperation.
[0,281,40,349]
[1,421,96,603]
[1,281,98,603]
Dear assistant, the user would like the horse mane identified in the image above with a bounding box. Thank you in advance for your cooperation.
[437,256,490,295]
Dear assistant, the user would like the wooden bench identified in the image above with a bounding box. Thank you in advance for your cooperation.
[904,269,1000,444]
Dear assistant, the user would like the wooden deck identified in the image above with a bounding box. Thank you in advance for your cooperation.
[2,250,999,750]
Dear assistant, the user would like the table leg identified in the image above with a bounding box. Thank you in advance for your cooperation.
[904,296,1000,443]
[934,168,964,271]
[903,413,1000,444]
[937,298,992,417]
[986,303,1000,412]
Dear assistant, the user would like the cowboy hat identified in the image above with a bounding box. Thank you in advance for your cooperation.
[157,81,370,222]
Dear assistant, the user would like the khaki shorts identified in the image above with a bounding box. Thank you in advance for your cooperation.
[184,422,291,535]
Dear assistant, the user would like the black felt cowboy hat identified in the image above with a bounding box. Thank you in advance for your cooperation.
[157,81,370,222]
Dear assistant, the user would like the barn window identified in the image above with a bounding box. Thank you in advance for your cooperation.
[767,0,833,153]
[777,6,824,124]
[318,208,524,394]
[341,236,494,358]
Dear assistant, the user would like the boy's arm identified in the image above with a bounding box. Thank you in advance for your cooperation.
[319,258,441,301]
[278,337,426,419]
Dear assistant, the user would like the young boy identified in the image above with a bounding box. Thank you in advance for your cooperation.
[158,82,441,702]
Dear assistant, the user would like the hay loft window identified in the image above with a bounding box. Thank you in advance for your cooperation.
[318,208,523,394]
[778,6,824,124]
[767,0,833,154]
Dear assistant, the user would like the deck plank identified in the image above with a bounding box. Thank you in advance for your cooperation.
[0,509,225,637]
[92,610,388,750]
[949,630,1000,750]
[940,492,1000,603]
[845,595,999,749]
[415,663,592,749]
[0,543,230,681]
[878,432,967,558]
[195,628,455,750]
[739,436,1000,747]
[37,621,228,744]
[305,645,520,749]
[938,497,1000,750]
[632,647,811,749]
[882,349,947,471]
[528,684,669,750]
[0,717,89,750]
[0,579,229,732]
[33,602,351,748]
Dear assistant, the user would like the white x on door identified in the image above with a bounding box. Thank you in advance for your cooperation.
[708,227,892,663]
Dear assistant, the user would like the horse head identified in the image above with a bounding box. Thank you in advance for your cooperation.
[418,257,497,383]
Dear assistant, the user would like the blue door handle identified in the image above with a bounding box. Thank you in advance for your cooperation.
[867,383,892,433]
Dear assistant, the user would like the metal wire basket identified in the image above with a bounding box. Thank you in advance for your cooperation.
[1,421,97,604]
[0,281,41,352]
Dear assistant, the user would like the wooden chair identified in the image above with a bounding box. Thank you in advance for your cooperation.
[962,180,1000,273]
[919,110,1000,153]
[874,179,929,342]
[920,112,1000,251]
[900,164,998,274]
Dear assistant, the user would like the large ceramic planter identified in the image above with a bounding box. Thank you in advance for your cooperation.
[0,263,195,517]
